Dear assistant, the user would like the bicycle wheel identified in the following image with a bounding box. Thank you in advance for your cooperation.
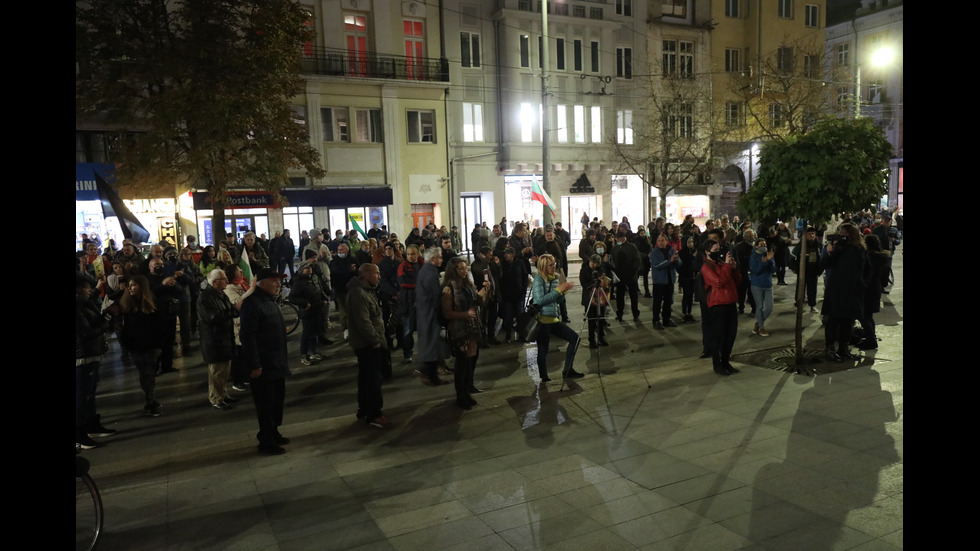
[76,471,104,551]
[280,301,300,335]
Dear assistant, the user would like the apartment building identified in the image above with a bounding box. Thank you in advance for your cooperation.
[826,0,903,211]
[709,0,829,215]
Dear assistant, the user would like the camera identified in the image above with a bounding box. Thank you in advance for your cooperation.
[826,234,847,245]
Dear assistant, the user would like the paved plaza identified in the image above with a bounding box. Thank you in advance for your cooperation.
[81,248,902,550]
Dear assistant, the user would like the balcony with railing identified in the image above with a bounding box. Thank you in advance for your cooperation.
[300,47,449,83]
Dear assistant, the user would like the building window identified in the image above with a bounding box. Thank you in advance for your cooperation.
[590,7,603,19]
[407,110,435,143]
[556,38,566,70]
[777,47,794,73]
[725,0,741,18]
[616,109,633,144]
[590,106,602,143]
[777,0,792,19]
[591,41,600,72]
[462,102,484,142]
[518,0,532,11]
[837,44,849,66]
[573,39,583,71]
[805,4,819,27]
[573,105,585,143]
[803,54,819,79]
[321,107,350,142]
[617,0,632,16]
[573,5,586,18]
[556,105,568,143]
[404,19,425,80]
[725,102,744,127]
[616,47,632,78]
[837,86,849,106]
[665,102,693,138]
[725,48,741,72]
[355,109,383,143]
[521,102,535,143]
[460,32,481,68]
[554,3,568,16]
[520,35,530,68]
[769,103,785,128]
[345,14,368,77]
[663,40,694,78]
[539,36,544,69]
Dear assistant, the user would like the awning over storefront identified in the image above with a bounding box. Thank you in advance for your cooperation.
[191,187,393,210]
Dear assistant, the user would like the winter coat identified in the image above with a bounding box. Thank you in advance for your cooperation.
[531,273,566,319]
[415,262,446,362]
[749,250,776,288]
[76,293,108,360]
[197,284,236,363]
[701,259,741,308]
[498,257,529,303]
[239,289,290,380]
[820,243,872,320]
[650,246,681,285]
[346,276,386,350]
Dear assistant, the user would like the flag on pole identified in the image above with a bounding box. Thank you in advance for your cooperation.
[530,179,557,219]
[348,215,368,240]
[94,170,151,244]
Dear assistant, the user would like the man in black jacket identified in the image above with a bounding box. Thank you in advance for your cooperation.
[611,230,641,322]
[275,229,297,281]
[198,269,238,410]
[240,268,291,455]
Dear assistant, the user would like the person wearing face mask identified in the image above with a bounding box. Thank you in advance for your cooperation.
[700,240,742,376]
[329,243,360,340]
[650,234,682,329]
[749,239,777,336]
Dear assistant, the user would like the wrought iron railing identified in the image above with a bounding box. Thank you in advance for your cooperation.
[300,47,449,83]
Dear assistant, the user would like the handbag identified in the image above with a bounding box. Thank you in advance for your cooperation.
[517,302,542,342]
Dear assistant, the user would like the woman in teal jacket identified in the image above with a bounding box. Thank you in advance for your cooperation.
[531,254,583,382]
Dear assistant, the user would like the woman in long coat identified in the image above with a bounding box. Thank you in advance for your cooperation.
[820,223,872,361]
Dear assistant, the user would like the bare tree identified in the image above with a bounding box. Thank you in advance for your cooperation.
[613,73,729,219]
[731,36,844,141]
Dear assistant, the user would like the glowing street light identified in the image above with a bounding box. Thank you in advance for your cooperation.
[855,46,894,118]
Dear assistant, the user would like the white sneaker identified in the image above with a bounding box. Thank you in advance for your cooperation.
[309,354,323,361]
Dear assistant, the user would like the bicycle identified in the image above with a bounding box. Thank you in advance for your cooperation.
[276,288,300,335]
[76,446,104,551]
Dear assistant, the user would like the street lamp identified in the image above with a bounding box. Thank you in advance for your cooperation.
[855,46,894,118]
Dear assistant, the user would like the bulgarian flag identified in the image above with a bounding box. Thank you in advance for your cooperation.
[531,179,557,219]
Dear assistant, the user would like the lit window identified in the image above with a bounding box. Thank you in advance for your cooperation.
[462,103,483,142]
[616,110,633,144]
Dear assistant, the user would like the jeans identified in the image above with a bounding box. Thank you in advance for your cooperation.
[652,283,674,323]
[536,321,581,377]
[751,286,774,330]
[704,303,738,370]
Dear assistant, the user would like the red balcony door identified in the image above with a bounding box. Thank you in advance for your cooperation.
[403,19,424,80]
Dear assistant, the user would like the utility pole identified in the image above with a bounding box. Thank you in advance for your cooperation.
[541,0,552,226]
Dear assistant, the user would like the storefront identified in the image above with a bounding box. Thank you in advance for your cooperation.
[190,187,393,246]
[75,163,176,251]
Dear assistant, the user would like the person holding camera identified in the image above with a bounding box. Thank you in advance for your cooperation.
[820,223,872,362]
[580,254,611,348]
[701,240,742,376]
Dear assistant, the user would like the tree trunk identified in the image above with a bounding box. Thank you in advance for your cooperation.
[794,237,808,364]
[211,203,226,248]
[659,193,668,222]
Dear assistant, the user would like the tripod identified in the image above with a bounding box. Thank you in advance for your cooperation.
[568,273,610,389]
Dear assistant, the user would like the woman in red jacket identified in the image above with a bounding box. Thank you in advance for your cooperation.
[701,240,742,376]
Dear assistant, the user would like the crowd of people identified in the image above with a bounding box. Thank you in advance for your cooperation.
[77,209,900,453]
